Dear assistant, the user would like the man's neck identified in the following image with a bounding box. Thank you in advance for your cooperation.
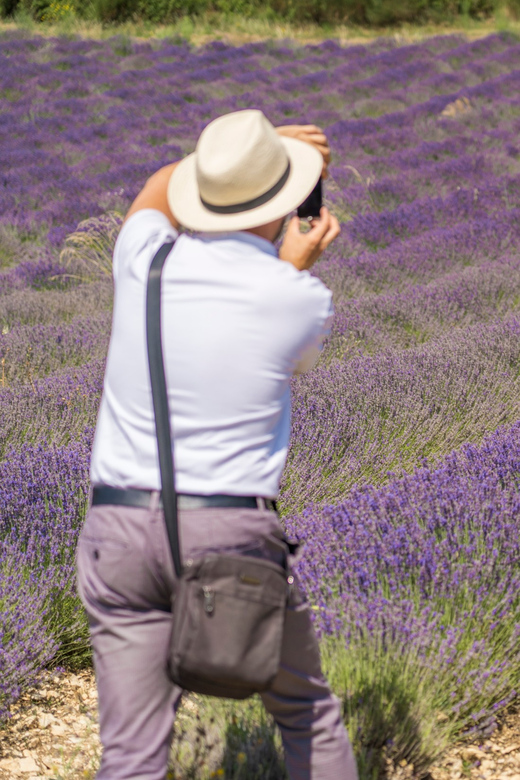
[245,226,274,244]
[246,217,285,244]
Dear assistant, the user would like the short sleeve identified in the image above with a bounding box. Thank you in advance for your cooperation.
[112,209,178,281]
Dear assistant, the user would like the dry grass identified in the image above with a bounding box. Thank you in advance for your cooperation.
[59,212,123,281]
[1,9,520,46]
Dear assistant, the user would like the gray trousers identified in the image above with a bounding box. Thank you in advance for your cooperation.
[76,500,357,780]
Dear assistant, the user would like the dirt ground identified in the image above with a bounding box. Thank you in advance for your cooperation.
[1,670,520,779]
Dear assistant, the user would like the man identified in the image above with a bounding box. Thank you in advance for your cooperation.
[77,109,358,780]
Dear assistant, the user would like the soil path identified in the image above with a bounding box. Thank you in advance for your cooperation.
[1,671,520,779]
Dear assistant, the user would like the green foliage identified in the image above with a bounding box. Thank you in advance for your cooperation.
[93,0,138,22]
[133,0,208,23]
[322,637,453,779]
[219,705,286,780]
[0,0,16,14]
[166,645,453,780]
[264,0,500,24]
[29,0,53,20]
[1,0,75,21]
[0,0,513,25]
[44,592,91,669]
[361,0,498,26]
[168,697,286,779]
[507,0,520,15]
[0,0,19,16]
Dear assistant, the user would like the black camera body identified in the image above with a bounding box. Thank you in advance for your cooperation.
[297,178,322,220]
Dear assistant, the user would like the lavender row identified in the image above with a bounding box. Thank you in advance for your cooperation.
[283,315,520,512]
[0,360,103,456]
[285,419,520,753]
[0,313,110,386]
[13,252,520,471]
[0,281,112,329]
[329,254,520,355]
[317,208,520,298]
[1,33,508,105]
[338,175,520,251]
[328,147,519,219]
[2,33,520,238]
[4,222,518,377]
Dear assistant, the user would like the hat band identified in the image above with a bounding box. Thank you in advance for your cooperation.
[200,162,291,215]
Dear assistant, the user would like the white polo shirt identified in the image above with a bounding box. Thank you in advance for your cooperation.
[90,209,333,498]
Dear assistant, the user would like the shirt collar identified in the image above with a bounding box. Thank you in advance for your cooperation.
[198,231,278,258]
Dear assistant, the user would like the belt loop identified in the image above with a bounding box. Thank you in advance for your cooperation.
[256,497,266,511]
[150,490,161,512]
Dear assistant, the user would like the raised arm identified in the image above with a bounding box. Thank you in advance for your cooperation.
[124,161,181,227]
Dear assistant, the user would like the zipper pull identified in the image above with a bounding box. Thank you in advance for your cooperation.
[203,586,214,614]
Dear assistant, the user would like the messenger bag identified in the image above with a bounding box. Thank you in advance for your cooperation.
[146,240,291,699]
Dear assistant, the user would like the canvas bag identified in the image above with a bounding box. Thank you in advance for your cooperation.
[146,240,291,699]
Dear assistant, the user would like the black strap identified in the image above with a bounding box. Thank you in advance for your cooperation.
[145,240,183,578]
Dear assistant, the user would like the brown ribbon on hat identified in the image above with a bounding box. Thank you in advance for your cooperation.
[200,161,291,215]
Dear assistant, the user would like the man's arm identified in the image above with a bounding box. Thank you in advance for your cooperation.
[124,161,181,227]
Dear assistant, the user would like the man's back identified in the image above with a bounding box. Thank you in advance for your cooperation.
[90,209,333,496]
[78,112,357,780]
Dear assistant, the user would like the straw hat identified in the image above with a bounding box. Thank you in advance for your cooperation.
[168,110,323,232]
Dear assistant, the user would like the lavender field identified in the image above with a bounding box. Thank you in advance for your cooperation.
[2,28,520,778]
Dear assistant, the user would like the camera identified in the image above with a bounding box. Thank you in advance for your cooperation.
[297,178,322,220]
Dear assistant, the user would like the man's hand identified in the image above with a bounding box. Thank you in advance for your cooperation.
[279,207,340,272]
[276,125,331,179]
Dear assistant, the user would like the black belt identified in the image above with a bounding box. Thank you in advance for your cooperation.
[92,486,277,512]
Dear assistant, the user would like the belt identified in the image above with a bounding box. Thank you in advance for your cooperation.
[91,486,277,512]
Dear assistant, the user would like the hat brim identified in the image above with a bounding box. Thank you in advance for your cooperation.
[167,137,323,233]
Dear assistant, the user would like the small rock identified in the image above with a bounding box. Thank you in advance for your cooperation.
[446,756,463,770]
[461,746,485,762]
[50,722,66,737]
[0,758,21,771]
[18,756,39,773]
[37,714,54,729]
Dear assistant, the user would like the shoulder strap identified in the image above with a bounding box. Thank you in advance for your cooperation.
[146,240,182,578]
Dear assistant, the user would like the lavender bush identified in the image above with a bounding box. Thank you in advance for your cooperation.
[0,440,91,719]
[286,421,520,775]
[2,28,520,777]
